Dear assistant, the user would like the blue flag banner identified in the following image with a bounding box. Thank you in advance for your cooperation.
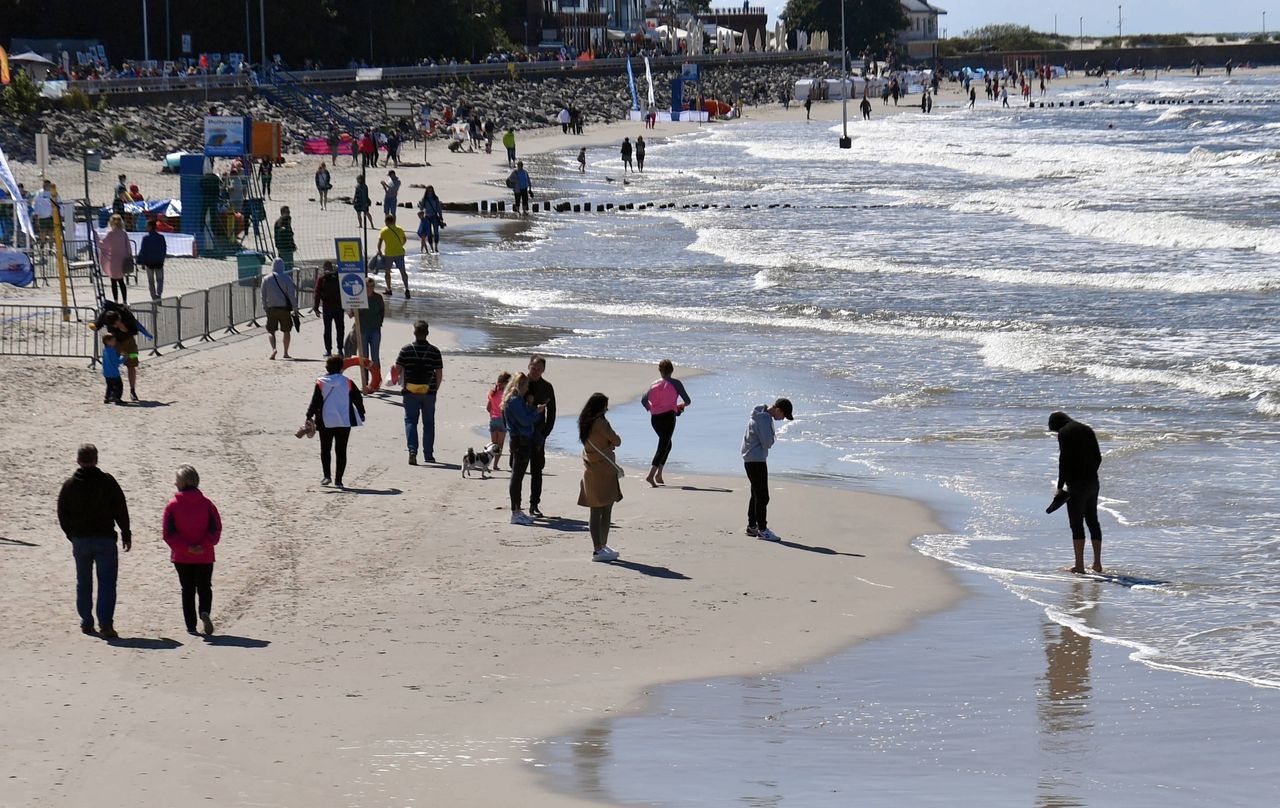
[625,58,640,111]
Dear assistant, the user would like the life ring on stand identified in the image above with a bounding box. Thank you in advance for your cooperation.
[342,356,382,394]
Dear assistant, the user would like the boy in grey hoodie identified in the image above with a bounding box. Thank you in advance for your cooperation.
[741,398,794,541]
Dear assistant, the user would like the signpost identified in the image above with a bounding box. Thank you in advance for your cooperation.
[335,238,369,388]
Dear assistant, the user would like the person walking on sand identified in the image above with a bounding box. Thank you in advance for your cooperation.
[137,217,167,300]
[312,261,344,357]
[741,397,794,542]
[641,359,692,487]
[93,304,151,402]
[636,136,646,172]
[503,372,543,525]
[394,319,444,465]
[261,257,299,360]
[161,464,221,636]
[526,355,557,518]
[381,170,401,217]
[577,147,587,173]
[578,393,623,562]
[487,371,512,469]
[353,174,374,229]
[305,355,366,487]
[273,206,297,269]
[503,128,517,166]
[315,161,332,210]
[376,214,410,297]
[58,443,131,639]
[621,137,634,173]
[1047,411,1104,574]
[259,157,273,199]
[99,333,126,404]
[98,213,132,304]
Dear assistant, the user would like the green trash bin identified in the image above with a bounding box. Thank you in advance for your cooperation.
[236,251,266,287]
[84,150,102,172]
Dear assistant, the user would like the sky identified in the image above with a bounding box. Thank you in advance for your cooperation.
[758,2,1275,38]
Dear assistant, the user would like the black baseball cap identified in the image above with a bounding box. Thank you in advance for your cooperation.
[773,398,794,420]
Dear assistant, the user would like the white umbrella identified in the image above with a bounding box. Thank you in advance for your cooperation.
[8,51,56,66]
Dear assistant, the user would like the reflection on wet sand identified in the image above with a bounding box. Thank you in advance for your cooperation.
[567,723,612,799]
[1037,580,1098,808]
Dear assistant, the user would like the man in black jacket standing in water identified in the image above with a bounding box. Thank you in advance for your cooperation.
[1048,411,1103,574]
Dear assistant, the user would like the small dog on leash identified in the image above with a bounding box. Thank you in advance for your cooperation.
[462,444,498,478]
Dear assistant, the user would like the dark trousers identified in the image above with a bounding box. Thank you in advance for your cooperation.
[104,377,123,401]
[71,536,118,628]
[322,308,345,355]
[110,277,128,303]
[650,411,677,467]
[319,425,351,483]
[513,189,529,213]
[174,562,213,631]
[589,503,614,550]
[744,461,770,531]
[509,437,531,510]
[529,436,547,508]
[1066,478,1102,542]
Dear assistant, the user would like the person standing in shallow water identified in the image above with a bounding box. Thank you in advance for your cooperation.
[162,464,222,636]
[1047,411,1104,574]
[635,136,646,172]
[620,137,633,173]
[641,359,691,487]
[578,393,623,562]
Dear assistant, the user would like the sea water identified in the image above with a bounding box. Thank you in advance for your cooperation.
[407,72,1279,799]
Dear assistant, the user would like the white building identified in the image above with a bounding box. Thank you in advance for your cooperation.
[898,0,947,60]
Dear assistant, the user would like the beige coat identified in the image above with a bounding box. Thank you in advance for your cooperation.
[578,416,623,508]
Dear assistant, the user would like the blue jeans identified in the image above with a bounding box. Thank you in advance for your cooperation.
[71,537,118,627]
[322,308,344,355]
[404,391,437,458]
[359,329,382,367]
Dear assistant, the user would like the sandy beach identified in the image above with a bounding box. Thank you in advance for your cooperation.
[0,305,960,806]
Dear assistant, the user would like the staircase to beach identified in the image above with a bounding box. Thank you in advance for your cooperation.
[257,70,363,137]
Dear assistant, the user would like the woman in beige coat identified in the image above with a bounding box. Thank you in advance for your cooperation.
[98,213,132,303]
[577,392,623,562]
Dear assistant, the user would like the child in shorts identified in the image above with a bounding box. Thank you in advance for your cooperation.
[101,334,126,403]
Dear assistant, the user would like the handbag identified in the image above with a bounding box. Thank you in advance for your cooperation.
[292,311,302,332]
[587,439,625,478]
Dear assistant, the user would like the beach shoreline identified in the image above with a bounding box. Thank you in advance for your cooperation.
[0,303,964,806]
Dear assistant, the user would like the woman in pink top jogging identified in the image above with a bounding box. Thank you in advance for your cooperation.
[487,371,512,469]
[640,359,692,487]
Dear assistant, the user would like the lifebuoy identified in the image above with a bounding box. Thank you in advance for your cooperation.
[341,356,382,394]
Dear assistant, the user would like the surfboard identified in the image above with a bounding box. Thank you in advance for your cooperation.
[1059,567,1167,588]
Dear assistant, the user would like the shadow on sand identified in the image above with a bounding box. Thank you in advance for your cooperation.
[607,559,691,580]
[203,634,271,648]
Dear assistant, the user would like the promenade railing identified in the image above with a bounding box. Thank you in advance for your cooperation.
[0,265,320,364]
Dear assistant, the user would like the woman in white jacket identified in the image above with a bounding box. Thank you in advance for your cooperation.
[305,355,366,487]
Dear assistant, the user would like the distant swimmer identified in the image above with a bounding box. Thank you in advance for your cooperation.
[1047,411,1104,574]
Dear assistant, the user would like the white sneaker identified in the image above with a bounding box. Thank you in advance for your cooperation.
[321,477,332,486]
[603,545,620,559]
[510,511,533,526]
[757,528,781,542]
[592,547,619,562]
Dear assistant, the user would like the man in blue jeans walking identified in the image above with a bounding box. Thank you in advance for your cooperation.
[393,319,444,464]
[57,444,132,639]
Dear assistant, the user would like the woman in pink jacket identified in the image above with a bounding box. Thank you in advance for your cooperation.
[162,465,222,635]
[98,213,133,304]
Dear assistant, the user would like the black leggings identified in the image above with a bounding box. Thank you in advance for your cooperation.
[589,503,614,550]
[174,562,213,630]
[509,437,531,510]
[745,461,769,531]
[319,426,351,483]
[110,277,128,303]
[650,411,677,467]
[1066,479,1102,542]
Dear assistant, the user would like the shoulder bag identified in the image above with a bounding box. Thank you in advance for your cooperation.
[587,439,625,478]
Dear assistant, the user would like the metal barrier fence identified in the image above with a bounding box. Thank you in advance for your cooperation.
[0,265,320,363]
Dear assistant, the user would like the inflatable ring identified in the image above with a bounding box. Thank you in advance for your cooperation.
[341,357,383,395]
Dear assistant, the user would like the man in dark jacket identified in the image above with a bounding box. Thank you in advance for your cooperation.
[1048,411,1103,574]
[57,444,131,638]
[526,355,556,518]
[311,261,344,357]
[137,218,167,300]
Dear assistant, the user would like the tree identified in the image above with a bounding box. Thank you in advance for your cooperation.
[780,0,907,53]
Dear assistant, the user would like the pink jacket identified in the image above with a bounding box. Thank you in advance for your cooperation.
[99,228,132,280]
[162,488,222,564]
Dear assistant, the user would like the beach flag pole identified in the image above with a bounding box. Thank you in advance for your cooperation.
[839,1,851,149]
